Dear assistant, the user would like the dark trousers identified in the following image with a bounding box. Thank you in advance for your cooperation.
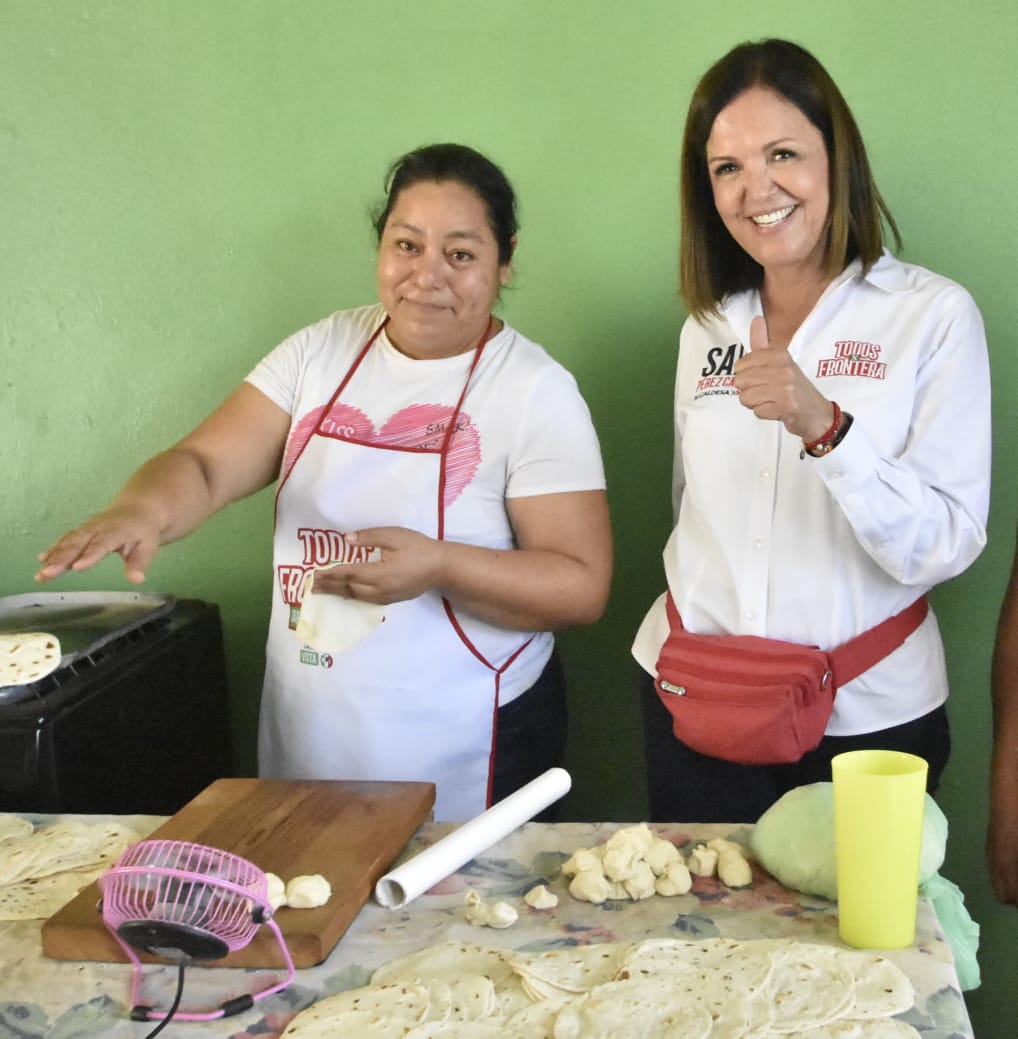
[639,668,951,823]
[491,650,567,821]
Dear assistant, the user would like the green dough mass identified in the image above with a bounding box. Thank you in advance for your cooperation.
[749,782,947,900]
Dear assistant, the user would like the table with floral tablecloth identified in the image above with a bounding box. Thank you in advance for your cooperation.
[0,817,973,1038]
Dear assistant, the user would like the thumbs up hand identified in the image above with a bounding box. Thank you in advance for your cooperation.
[749,315,772,354]
[734,315,837,443]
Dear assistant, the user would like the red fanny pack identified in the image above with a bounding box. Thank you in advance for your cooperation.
[654,595,929,766]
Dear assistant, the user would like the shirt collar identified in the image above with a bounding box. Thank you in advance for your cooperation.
[857,249,911,293]
[719,250,907,335]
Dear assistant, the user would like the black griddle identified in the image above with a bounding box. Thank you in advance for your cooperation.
[0,592,175,702]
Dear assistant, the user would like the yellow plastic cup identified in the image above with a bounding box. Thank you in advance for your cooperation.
[832,749,928,948]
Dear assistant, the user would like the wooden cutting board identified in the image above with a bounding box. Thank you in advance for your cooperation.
[41,776,435,968]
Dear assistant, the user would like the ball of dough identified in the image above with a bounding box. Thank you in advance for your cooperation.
[644,838,682,877]
[264,871,287,911]
[655,861,693,896]
[524,884,559,909]
[464,889,518,928]
[569,869,612,904]
[284,873,332,909]
[605,823,655,855]
[687,845,719,877]
[717,850,753,888]
[562,847,604,877]
[622,861,656,900]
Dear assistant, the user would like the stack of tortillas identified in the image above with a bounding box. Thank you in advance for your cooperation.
[0,815,141,920]
[0,632,62,686]
[280,936,920,1037]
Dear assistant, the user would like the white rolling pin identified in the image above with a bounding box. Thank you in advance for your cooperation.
[374,767,571,909]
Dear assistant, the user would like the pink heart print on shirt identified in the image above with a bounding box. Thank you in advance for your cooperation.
[283,402,481,507]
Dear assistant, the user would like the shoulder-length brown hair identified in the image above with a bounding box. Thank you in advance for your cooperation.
[680,38,901,320]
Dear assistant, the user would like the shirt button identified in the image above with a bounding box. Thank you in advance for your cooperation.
[745,610,757,622]
[760,469,771,480]
[753,539,764,550]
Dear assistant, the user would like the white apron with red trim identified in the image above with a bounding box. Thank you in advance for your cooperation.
[257,321,531,821]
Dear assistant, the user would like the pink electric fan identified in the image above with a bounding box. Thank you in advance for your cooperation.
[97,839,295,1034]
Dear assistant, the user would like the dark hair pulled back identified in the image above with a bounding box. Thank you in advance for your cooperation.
[374,143,518,265]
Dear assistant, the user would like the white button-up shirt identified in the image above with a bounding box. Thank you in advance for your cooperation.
[633,252,990,735]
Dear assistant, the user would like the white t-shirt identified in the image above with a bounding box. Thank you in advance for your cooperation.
[247,303,606,700]
[633,252,990,735]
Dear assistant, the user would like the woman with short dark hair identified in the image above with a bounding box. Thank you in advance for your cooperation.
[633,40,990,822]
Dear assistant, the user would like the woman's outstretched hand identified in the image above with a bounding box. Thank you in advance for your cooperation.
[36,503,163,585]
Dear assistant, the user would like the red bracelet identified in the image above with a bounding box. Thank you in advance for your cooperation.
[801,401,842,458]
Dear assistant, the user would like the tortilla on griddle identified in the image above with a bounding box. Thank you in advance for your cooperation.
[0,632,61,686]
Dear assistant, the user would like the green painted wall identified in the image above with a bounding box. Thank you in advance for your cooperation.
[4,1,1013,1030]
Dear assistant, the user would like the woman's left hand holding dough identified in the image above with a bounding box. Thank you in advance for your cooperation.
[312,488,611,633]
[314,528,442,605]
[734,316,834,443]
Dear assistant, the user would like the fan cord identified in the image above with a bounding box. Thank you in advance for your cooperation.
[140,963,187,1038]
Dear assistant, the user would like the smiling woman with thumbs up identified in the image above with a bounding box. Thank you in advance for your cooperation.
[632,39,991,823]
